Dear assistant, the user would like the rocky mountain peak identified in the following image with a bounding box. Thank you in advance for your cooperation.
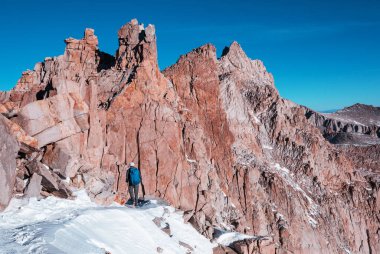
[191,43,217,59]
[220,41,249,70]
[221,41,246,58]
[219,41,274,87]
[172,43,217,68]
[341,103,380,113]
[115,19,157,70]
[333,103,380,127]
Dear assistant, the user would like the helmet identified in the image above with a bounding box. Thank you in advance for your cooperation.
[129,162,135,167]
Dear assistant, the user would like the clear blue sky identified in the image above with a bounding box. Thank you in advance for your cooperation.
[0,0,379,111]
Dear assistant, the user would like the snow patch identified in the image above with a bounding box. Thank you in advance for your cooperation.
[42,163,50,170]
[252,115,260,124]
[0,190,215,254]
[273,163,289,174]
[307,214,318,229]
[262,145,273,150]
[216,231,256,246]
[185,154,197,164]
[343,247,352,254]
[63,177,71,184]
[276,212,286,221]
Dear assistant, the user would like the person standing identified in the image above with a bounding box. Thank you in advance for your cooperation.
[126,162,141,207]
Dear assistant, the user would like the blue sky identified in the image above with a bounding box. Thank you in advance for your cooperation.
[0,0,379,111]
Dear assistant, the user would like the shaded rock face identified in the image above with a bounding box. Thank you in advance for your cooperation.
[0,115,19,209]
[0,19,379,253]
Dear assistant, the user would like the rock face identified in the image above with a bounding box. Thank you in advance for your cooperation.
[0,115,19,209]
[0,19,379,253]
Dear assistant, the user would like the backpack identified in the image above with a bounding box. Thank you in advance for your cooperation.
[129,167,141,185]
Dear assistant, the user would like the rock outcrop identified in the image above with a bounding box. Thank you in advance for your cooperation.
[0,19,379,253]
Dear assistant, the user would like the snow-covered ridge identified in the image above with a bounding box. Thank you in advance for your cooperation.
[0,190,215,254]
[216,231,256,246]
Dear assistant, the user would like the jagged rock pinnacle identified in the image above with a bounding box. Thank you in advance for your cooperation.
[219,41,274,87]
[115,19,157,70]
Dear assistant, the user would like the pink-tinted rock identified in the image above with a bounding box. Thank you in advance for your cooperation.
[26,160,59,192]
[116,19,157,71]
[42,133,86,178]
[0,113,38,152]
[14,93,89,147]
[0,115,20,210]
[24,173,42,199]
[213,246,238,254]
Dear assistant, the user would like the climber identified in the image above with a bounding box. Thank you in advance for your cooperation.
[126,162,142,207]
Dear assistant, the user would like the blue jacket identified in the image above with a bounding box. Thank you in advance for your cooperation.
[126,166,142,186]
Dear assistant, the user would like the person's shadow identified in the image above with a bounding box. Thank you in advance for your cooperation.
[125,198,152,208]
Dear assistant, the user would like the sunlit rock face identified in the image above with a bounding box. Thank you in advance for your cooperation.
[0,19,379,254]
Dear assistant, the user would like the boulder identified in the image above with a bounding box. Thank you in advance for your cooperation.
[24,173,42,198]
[178,241,194,252]
[26,160,59,192]
[14,162,29,194]
[42,135,84,178]
[52,181,72,199]
[228,237,275,254]
[24,159,72,199]
[152,217,172,237]
[81,168,115,205]
[14,93,89,147]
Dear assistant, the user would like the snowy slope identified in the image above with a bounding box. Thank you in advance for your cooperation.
[0,191,215,254]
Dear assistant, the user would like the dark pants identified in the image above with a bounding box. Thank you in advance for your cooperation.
[128,184,139,205]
